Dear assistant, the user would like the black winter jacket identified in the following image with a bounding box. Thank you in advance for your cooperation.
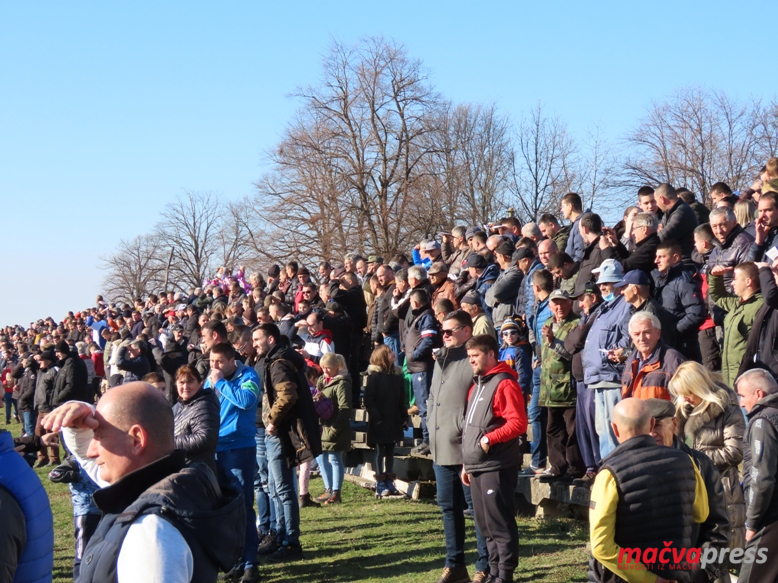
[172,388,220,472]
[115,345,151,382]
[613,232,660,276]
[572,237,616,298]
[34,366,57,413]
[329,281,368,331]
[363,366,407,446]
[52,353,89,407]
[11,362,38,413]
[651,263,706,337]
[659,198,699,262]
[152,340,190,405]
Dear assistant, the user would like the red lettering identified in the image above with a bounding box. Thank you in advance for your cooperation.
[672,548,686,564]
[659,547,672,564]
[643,547,658,564]
[619,548,642,566]
[686,548,701,564]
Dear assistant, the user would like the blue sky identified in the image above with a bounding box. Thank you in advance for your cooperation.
[0,1,772,327]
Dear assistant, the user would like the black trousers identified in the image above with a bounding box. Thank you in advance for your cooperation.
[546,406,585,477]
[698,327,721,372]
[739,520,778,583]
[470,466,519,582]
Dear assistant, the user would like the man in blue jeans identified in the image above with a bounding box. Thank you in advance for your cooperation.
[520,269,552,476]
[206,342,260,583]
[252,324,322,563]
[428,310,490,583]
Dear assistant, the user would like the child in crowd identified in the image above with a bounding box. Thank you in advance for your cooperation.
[298,363,323,508]
[363,345,408,497]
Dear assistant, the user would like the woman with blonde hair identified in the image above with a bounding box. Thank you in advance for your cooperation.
[314,352,352,505]
[734,199,756,230]
[669,361,745,549]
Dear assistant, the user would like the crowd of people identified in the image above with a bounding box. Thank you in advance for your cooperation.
[3,160,778,583]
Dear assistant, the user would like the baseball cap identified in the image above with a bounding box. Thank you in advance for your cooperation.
[465,254,488,269]
[424,240,441,251]
[592,259,624,284]
[512,247,535,263]
[614,270,652,289]
[548,289,572,302]
[495,240,515,257]
[572,281,599,298]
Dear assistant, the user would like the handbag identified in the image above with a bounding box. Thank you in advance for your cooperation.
[311,387,334,421]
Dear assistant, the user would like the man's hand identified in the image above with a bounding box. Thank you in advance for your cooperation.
[755,217,770,244]
[541,324,554,344]
[41,432,60,447]
[709,265,734,277]
[480,436,490,454]
[461,468,471,487]
[208,369,224,386]
[266,423,278,436]
[746,528,756,542]
[606,347,626,363]
[42,402,98,433]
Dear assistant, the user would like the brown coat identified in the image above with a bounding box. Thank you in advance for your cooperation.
[431,278,459,310]
[676,385,746,549]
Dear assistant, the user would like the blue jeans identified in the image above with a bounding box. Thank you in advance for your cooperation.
[411,370,431,443]
[433,464,489,572]
[4,393,18,423]
[254,427,275,535]
[23,411,37,437]
[383,333,402,366]
[594,387,621,459]
[215,447,258,568]
[265,433,301,546]
[575,382,600,471]
[529,366,547,469]
[317,451,344,492]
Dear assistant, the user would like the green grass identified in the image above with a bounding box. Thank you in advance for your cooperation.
[5,417,589,582]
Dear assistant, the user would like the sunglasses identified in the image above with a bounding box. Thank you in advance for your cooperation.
[502,330,518,336]
[441,326,464,336]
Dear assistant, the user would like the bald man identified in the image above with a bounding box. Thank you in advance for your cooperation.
[43,382,246,583]
[588,398,709,583]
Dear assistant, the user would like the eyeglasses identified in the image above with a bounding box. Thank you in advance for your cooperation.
[442,326,464,336]
[502,330,518,336]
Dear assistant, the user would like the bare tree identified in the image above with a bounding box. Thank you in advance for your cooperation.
[100,234,165,302]
[155,191,223,291]
[252,37,442,259]
[623,87,766,203]
[576,122,631,223]
[509,103,577,222]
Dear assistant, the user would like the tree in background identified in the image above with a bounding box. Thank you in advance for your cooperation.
[623,86,777,203]
[100,234,165,303]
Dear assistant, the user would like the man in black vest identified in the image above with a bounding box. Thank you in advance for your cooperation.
[461,334,527,583]
[43,381,245,583]
[589,398,709,583]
